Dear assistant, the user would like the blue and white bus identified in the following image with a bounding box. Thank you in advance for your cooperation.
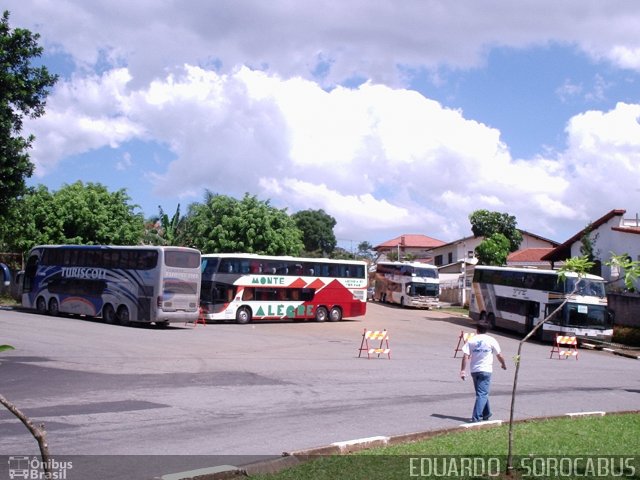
[469,265,614,342]
[373,261,440,308]
[19,245,201,326]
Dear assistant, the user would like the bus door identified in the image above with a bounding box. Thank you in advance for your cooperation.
[22,253,40,295]
[525,300,540,333]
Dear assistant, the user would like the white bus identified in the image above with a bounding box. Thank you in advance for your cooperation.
[200,253,367,323]
[373,261,440,308]
[469,265,614,342]
[19,245,201,326]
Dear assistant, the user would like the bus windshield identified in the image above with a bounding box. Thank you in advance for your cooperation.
[564,278,606,298]
[549,303,613,330]
[413,267,438,279]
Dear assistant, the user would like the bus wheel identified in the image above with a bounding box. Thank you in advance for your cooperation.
[48,298,60,317]
[488,313,496,329]
[315,306,328,322]
[156,321,170,328]
[117,306,131,327]
[36,297,47,314]
[329,306,342,322]
[236,306,252,324]
[103,304,116,324]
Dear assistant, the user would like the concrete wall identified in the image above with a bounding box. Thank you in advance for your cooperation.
[608,293,640,328]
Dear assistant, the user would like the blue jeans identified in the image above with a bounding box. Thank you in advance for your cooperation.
[471,371,492,422]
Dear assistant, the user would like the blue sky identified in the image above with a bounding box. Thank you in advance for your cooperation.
[5,1,640,250]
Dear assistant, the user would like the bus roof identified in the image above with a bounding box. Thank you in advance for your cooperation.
[376,260,437,267]
[474,264,605,281]
[200,252,366,265]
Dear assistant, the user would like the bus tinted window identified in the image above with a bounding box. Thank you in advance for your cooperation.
[165,250,200,268]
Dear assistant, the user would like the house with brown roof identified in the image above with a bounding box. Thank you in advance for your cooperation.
[429,230,559,268]
[373,234,445,262]
[542,209,640,290]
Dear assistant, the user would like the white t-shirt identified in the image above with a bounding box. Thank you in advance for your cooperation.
[462,333,501,373]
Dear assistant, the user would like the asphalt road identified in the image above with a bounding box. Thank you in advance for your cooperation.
[0,303,638,479]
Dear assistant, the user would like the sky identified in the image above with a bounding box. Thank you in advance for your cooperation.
[5,1,640,250]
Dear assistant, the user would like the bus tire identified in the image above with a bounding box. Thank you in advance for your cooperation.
[48,298,60,317]
[36,296,47,314]
[329,306,342,322]
[236,306,252,324]
[488,312,496,329]
[103,304,116,324]
[315,306,328,322]
[156,321,170,328]
[117,306,131,327]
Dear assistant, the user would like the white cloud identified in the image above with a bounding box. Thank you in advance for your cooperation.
[7,0,640,87]
[10,1,640,245]
[26,63,640,244]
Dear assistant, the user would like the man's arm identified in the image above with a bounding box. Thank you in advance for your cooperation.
[496,353,507,370]
[460,354,469,379]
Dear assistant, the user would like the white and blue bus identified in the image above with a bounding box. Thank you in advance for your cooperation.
[470,265,614,342]
[373,261,440,308]
[19,245,201,326]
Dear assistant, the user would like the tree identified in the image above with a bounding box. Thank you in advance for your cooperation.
[3,182,144,254]
[291,209,337,257]
[0,11,58,217]
[580,223,601,275]
[607,252,640,293]
[474,233,511,266]
[469,210,523,252]
[356,241,375,261]
[506,256,594,474]
[143,204,184,246]
[180,191,304,255]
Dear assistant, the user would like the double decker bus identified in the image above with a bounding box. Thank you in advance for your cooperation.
[19,245,201,326]
[200,253,367,323]
[373,261,440,308]
[469,265,614,342]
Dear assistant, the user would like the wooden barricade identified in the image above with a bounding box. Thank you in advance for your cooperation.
[357,329,391,359]
[549,335,578,360]
[453,330,475,358]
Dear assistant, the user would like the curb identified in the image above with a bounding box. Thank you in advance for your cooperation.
[158,410,640,479]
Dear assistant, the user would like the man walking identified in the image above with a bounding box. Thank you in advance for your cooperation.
[460,323,507,422]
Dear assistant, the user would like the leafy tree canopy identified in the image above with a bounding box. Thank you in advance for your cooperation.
[143,204,184,246]
[2,181,144,254]
[291,209,337,256]
[469,209,523,252]
[0,11,58,217]
[180,192,304,255]
[475,232,510,266]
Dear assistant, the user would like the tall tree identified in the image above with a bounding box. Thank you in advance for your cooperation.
[475,233,511,266]
[3,182,144,254]
[0,11,58,217]
[469,209,523,252]
[357,241,375,261]
[143,204,184,246]
[291,209,337,256]
[180,192,304,255]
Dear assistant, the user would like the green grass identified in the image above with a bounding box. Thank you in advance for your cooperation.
[251,413,639,479]
[440,306,469,316]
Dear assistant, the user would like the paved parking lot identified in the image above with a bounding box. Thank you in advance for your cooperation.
[0,303,638,478]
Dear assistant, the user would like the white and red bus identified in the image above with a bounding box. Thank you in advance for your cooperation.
[19,245,201,326]
[200,253,367,323]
